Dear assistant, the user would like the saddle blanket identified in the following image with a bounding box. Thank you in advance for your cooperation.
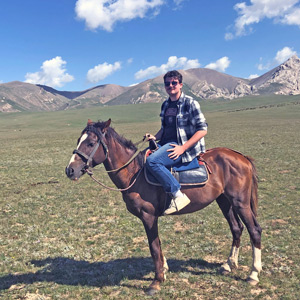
[144,155,209,186]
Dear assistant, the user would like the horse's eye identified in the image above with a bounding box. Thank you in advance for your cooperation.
[88,143,94,147]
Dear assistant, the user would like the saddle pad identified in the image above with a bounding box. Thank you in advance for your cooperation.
[144,164,208,187]
[173,157,199,172]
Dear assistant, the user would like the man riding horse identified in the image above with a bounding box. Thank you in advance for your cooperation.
[66,71,262,294]
[145,70,208,215]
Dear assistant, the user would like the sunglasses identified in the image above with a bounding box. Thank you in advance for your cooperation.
[164,81,179,87]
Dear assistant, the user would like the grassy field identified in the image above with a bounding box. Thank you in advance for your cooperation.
[0,95,299,299]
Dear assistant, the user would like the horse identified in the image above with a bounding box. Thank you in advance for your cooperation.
[65,119,262,295]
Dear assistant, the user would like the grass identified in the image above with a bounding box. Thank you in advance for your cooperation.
[0,96,299,299]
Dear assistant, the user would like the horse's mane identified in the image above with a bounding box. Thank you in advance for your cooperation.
[82,121,136,150]
[107,126,138,152]
[104,122,138,149]
[83,121,144,167]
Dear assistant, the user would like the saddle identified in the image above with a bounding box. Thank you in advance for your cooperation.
[144,148,210,187]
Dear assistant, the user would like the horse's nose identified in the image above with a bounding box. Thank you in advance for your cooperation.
[65,166,74,178]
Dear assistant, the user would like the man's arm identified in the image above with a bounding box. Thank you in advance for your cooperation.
[168,130,207,160]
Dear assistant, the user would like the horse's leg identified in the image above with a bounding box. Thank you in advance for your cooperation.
[216,194,244,273]
[233,201,262,285]
[142,212,167,295]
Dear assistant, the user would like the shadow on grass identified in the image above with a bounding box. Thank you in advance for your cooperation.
[0,256,221,290]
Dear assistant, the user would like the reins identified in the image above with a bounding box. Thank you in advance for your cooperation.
[86,168,143,192]
[85,137,147,192]
[105,138,147,173]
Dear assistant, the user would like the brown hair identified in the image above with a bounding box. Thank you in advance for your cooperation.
[163,70,183,83]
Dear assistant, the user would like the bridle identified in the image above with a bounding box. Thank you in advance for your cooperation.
[73,126,108,169]
[72,125,146,192]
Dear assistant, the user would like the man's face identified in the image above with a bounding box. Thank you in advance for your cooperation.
[164,76,183,99]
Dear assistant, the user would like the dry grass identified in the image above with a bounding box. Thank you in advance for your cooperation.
[0,98,299,299]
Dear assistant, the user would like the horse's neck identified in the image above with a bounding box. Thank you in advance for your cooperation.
[103,138,139,188]
[104,138,135,169]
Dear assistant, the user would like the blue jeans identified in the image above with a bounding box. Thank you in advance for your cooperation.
[146,142,181,195]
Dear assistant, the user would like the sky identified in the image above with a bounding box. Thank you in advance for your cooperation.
[1,0,300,91]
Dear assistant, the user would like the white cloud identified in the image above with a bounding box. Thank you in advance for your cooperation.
[134,56,200,80]
[205,57,231,72]
[127,58,133,64]
[226,0,300,39]
[256,46,297,72]
[257,63,270,71]
[173,0,186,9]
[248,74,259,79]
[75,0,164,31]
[25,56,74,88]
[129,82,139,87]
[257,55,271,70]
[86,61,121,83]
[281,7,300,25]
[173,0,185,5]
[224,32,234,41]
[275,46,297,64]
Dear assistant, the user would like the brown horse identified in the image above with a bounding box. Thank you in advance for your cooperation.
[65,119,262,294]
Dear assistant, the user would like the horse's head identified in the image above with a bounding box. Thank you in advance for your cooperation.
[65,119,111,181]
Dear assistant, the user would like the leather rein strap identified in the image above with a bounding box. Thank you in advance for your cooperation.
[74,126,147,192]
[86,168,143,192]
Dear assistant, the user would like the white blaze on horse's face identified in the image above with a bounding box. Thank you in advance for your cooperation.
[68,133,88,165]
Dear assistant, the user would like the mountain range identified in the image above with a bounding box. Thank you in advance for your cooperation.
[1,55,300,113]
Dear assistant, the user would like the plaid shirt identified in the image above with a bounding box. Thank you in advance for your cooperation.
[160,92,207,162]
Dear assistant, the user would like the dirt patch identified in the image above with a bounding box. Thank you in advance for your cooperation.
[271,219,288,225]
[174,221,189,233]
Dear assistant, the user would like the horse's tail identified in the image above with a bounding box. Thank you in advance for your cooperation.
[246,156,258,217]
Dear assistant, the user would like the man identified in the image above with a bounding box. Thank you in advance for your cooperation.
[145,70,207,215]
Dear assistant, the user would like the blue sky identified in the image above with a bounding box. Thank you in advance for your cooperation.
[1,0,300,91]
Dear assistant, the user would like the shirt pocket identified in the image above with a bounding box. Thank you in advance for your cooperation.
[177,113,189,127]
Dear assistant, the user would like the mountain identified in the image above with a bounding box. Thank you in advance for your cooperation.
[0,81,69,112]
[107,56,300,105]
[60,84,129,104]
[1,55,300,112]
[250,55,300,95]
[0,82,129,112]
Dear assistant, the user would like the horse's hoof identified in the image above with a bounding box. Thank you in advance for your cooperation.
[247,277,259,286]
[146,287,160,296]
[219,267,230,275]
[146,281,161,295]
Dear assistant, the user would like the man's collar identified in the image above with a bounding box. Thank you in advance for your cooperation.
[168,92,185,103]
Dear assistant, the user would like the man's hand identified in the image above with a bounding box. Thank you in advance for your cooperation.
[167,143,185,160]
[144,133,156,141]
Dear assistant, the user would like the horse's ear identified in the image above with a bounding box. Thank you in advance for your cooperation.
[87,119,93,125]
[102,119,111,132]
